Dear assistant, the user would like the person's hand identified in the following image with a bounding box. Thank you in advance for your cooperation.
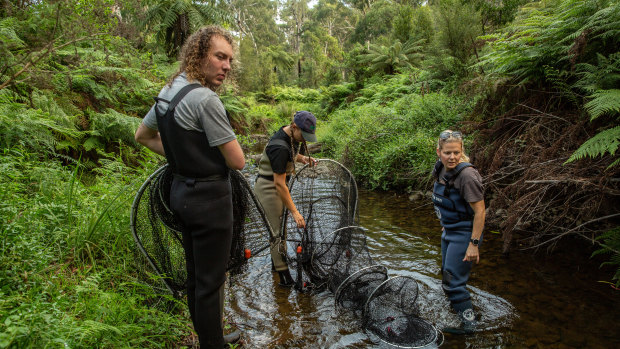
[292,211,306,228]
[463,244,480,264]
[301,156,318,166]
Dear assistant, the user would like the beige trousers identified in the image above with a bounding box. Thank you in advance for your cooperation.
[254,177,289,271]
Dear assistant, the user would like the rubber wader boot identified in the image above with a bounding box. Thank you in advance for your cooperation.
[278,269,294,287]
[223,329,241,346]
[442,308,476,335]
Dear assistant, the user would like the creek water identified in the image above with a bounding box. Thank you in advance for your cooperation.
[225,172,619,348]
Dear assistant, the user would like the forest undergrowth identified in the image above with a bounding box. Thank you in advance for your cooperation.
[469,87,620,259]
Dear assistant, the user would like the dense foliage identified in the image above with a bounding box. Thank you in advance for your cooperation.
[1,0,619,347]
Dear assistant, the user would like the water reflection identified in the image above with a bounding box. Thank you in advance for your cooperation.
[226,178,619,348]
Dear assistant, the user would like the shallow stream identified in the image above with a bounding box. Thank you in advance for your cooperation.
[225,172,619,349]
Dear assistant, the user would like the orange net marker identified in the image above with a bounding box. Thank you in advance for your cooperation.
[244,249,251,259]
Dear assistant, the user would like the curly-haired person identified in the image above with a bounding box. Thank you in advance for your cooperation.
[135,26,244,348]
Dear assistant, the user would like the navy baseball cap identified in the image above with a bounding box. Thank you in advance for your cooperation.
[293,111,317,142]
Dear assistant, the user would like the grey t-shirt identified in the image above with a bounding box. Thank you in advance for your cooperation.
[142,73,236,147]
[439,166,484,203]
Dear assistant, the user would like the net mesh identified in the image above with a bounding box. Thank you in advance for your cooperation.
[131,160,439,347]
[283,160,438,348]
[363,276,436,347]
[130,165,271,296]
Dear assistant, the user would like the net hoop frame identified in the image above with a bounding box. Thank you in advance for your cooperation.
[130,164,177,296]
[229,169,276,263]
[311,225,367,262]
[130,165,275,296]
[152,167,183,238]
[282,158,359,236]
[362,276,440,349]
[334,264,388,308]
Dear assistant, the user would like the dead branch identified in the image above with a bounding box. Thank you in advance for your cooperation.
[522,213,620,252]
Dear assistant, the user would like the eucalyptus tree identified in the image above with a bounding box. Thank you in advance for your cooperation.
[230,0,282,51]
[462,0,530,33]
[312,0,358,47]
[299,0,356,85]
[432,0,482,65]
[348,0,398,46]
[141,0,230,58]
[229,0,284,91]
[343,0,376,15]
[280,0,311,79]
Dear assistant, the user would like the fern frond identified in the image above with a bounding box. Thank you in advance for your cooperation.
[585,89,620,120]
[80,320,122,340]
[592,227,620,286]
[566,126,620,164]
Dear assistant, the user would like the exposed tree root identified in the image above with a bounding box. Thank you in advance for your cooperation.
[467,89,620,254]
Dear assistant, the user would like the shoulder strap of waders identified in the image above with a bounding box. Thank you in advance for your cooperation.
[442,162,474,196]
[268,138,290,148]
[432,160,443,179]
[152,83,202,118]
[168,83,202,110]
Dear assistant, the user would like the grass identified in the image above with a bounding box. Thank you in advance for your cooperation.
[0,148,190,348]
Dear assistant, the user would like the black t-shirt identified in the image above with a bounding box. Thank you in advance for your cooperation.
[266,127,305,174]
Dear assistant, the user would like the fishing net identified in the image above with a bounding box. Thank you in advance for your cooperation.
[334,265,388,315]
[283,159,359,289]
[363,276,437,348]
[130,164,272,297]
[131,160,439,347]
[282,160,439,348]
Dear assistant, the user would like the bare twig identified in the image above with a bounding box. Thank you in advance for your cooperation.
[522,213,620,251]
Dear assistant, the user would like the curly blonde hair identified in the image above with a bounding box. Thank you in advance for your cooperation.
[168,25,236,89]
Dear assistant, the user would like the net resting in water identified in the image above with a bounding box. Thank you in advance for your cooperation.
[130,160,440,348]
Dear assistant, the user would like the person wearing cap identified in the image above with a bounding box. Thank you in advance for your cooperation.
[254,111,318,287]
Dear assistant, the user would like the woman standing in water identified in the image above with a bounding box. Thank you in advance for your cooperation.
[431,130,485,334]
[254,111,318,287]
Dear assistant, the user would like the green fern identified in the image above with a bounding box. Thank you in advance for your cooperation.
[89,109,142,147]
[80,320,122,340]
[566,126,620,166]
[591,227,620,287]
[76,273,102,294]
[585,89,620,120]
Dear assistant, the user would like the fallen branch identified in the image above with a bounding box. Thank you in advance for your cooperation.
[522,213,620,252]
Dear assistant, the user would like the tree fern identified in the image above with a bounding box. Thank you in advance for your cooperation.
[141,0,231,58]
[566,126,620,166]
[357,39,424,75]
[479,0,617,85]
[90,109,142,148]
